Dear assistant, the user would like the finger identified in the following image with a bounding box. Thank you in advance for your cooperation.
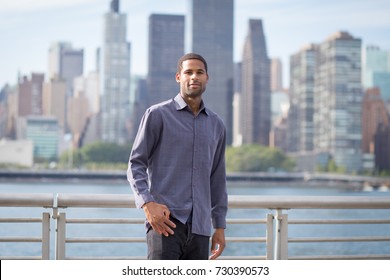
[165,219,176,228]
[209,249,219,260]
[151,222,169,236]
[155,219,175,236]
[163,218,176,234]
[209,243,225,260]
[162,225,174,236]
[160,209,176,229]
[150,217,167,235]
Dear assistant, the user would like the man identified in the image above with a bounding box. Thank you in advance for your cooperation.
[127,53,228,260]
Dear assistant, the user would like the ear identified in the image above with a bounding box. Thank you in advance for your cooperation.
[175,72,180,83]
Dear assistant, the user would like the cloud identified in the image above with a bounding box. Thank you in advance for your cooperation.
[0,0,96,13]
[236,0,390,29]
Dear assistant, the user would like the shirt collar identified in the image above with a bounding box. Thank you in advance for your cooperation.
[174,93,209,116]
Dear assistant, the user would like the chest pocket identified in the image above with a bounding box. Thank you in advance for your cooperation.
[194,117,219,167]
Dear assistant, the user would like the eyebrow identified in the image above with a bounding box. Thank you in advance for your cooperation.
[183,68,206,72]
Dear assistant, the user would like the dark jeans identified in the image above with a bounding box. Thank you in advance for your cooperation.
[146,217,209,260]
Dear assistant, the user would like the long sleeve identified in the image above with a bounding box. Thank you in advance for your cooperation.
[127,108,161,208]
[210,126,228,229]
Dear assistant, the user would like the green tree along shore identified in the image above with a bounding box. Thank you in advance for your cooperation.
[59,142,130,170]
[59,142,295,172]
[225,144,295,172]
[2,142,389,176]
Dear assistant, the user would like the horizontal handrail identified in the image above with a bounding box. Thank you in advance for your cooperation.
[66,237,146,243]
[1,193,390,209]
[0,218,43,223]
[0,237,42,242]
[289,254,390,260]
[228,195,390,209]
[0,193,54,208]
[57,194,133,208]
[289,219,390,224]
[66,218,145,224]
[289,236,390,242]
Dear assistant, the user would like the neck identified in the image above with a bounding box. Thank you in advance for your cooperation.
[181,94,202,115]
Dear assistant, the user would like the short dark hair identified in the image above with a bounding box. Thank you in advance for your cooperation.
[177,53,208,73]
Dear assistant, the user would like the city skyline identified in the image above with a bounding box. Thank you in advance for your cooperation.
[1,0,390,88]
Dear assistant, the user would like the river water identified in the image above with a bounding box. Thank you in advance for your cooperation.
[0,180,389,259]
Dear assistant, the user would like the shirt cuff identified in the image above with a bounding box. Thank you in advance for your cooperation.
[135,193,154,209]
[212,216,226,229]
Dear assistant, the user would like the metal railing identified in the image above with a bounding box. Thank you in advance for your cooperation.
[0,193,52,259]
[1,193,390,260]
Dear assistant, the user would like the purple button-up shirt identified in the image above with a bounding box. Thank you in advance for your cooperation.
[127,94,227,236]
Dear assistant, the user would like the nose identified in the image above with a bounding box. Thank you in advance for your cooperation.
[191,73,199,80]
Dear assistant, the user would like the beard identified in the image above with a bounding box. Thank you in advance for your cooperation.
[182,84,206,98]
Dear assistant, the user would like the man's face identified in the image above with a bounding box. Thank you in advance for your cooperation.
[176,59,209,98]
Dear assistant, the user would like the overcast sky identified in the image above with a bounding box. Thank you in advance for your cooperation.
[1,0,389,88]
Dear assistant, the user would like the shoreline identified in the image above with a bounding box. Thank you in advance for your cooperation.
[0,169,389,192]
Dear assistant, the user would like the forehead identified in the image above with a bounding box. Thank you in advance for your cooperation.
[181,59,206,71]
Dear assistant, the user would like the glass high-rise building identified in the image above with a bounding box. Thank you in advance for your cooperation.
[100,0,131,144]
[187,0,234,144]
[147,14,185,106]
[240,19,271,146]
[363,45,390,102]
[288,44,318,152]
[22,116,59,160]
[314,31,363,172]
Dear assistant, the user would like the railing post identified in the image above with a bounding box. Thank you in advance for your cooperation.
[274,209,288,260]
[41,212,50,260]
[266,213,274,260]
[55,212,66,260]
[280,213,288,259]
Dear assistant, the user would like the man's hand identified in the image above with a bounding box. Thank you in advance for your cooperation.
[209,228,226,260]
[142,201,176,236]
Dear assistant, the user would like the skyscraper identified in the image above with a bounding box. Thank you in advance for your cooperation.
[47,42,84,97]
[362,87,389,154]
[47,42,84,134]
[288,44,318,152]
[20,116,59,160]
[100,0,131,144]
[147,14,185,106]
[270,58,283,92]
[375,123,390,172]
[129,76,147,142]
[314,31,363,172]
[232,62,242,147]
[42,78,66,129]
[240,19,271,146]
[67,89,89,148]
[0,85,12,139]
[187,0,234,144]
[18,73,44,117]
[363,46,390,102]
